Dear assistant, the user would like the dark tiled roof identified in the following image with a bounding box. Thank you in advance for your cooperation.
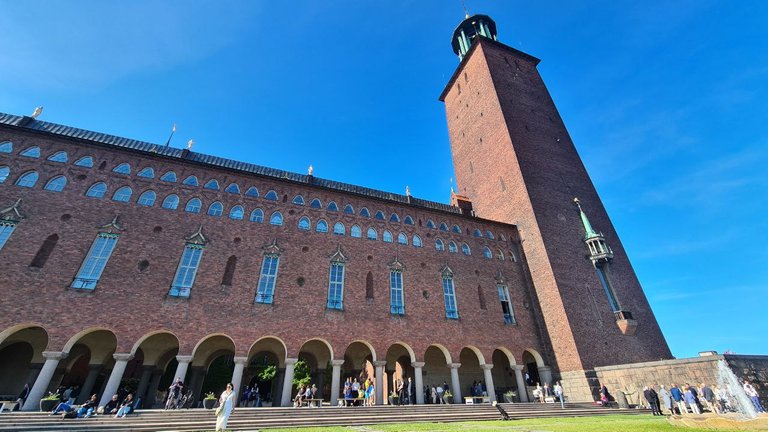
[0,112,462,215]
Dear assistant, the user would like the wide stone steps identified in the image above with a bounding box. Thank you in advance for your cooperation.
[0,403,649,431]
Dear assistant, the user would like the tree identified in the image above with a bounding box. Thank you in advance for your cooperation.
[292,359,311,387]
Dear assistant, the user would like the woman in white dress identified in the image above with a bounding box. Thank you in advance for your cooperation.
[216,383,235,431]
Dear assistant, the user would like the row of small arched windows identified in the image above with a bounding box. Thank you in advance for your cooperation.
[2,140,507,240]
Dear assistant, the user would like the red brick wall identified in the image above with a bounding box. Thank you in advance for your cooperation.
[442,38,672,372]
[0,126,545,366]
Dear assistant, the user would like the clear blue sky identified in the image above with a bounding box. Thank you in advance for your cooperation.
[1,1,766,359]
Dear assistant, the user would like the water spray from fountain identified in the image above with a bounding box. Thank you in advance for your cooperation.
[716,359,758,419]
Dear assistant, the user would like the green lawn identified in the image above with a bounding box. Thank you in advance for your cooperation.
[265,415,743,432]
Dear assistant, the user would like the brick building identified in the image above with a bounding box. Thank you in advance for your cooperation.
[0,13,670,410]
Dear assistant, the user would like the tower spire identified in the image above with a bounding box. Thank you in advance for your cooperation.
[573,198,598,239]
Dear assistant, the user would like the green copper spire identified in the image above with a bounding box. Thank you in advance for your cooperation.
[573,198,599,239]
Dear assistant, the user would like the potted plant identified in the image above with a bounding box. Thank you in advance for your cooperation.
[503,390,517,403]
[40,392,60,412]
[444,391,453,404]
[203,392,217,409]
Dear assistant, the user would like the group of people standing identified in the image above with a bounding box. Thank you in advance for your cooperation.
[635,380,765,415]
[293,383,320,407]
[342,377,375,406]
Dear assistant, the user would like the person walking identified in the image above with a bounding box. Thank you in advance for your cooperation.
[600,383,612,408]
[553,381,563,403]
[215,383,235,431]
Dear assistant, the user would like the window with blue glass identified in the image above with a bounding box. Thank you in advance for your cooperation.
[452,225,461,234]
[47,151,68,163]
[137,167,155,178]
[327,201,339,212]
[486,231,495,240]
[383,230,393,243]
[0,166,9,184]
[208,201,223,217]
[292,195,305,205]
[0,141,12,153]
[310,198,322,209]
[160,171,177,182]
[265,190,278,201]
[327,262,346,310]
[316,219,328,233]
[461,243,471,255]
[413,235,422,247]
[270,211,283,226]
[169,244,204,297]
[204,179,220,190]
[74,156,94,168]
[225,183,240,194]
[343,204,354,214]
[390,213,400,223]
[183,175,199,186]
[483,246,493,259]
[137,190,156,206]
[112,163,131,174]
[43,176,67,192]
[185,198,202,213]
[426,219,436,229]
[448,241,458,253]
[250,209,264,223]
[435,238,445,251]
[375,211,385,220]
[442,274,459,320]
[390,270,405,315]
[86,182,107,198]
[333,222,345,236]
[360,207,371,217]
[350,225,361,238]
[71,233,119,290]
[162,194,179,210]
[20,146,40,158]
[439,222,449,232]
[596,265,621,312]
[15,171,38,188]
[255,254,280,304]
[298,216,310,230]
[474,229,483,237]
[497,283,516,325]
[366,227,377,240]
[404,216,414,225]
[0,221,18,251]
[245,186,259,197]
[397,232,407,245]
[229,205,244,220]
[112,186,132,202]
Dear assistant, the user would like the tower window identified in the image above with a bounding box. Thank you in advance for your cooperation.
[442,275,459,320]
[112,186,133,202]
[137,190,156,206]
[256,254,280,304]
[360,207,371,217]
[298,216,311,231]
[390,269,405,315]
[397,233,408,245]
[15,171,39,188]
[497,283,516,325]
[20,146,41,158]
[383,230,393,243]
[47,151,68,163]
[310,198,322,209]
[162,194,180,210]
[333,222,345,236]
[74,156,94,168]
[44,176,67,192]
[292,195,305,205]
[350,225,362,238]
[137,167,155,178]
[250,208,264,223]
[265,190,278,201]
[327,262,346,310]
[225,183,241,194]
[204,179,220,190]
[71,233,119,290]
[366,227,377,240]
[596,265,621,312]
[185,198,202,213]
[269,211,283,226]
[208,201,224,217]
[183,175,199,186]
[160,171,177,182]
[0,166,8,184]
[86,182,107,198]
[229,205,244,220]
[169,244,204,297]
[316,219,328,233]
[112,163,131,175]
[0,221,18,251]
[245,186,259,197]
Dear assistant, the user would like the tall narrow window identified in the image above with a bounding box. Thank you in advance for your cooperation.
[327,262,346,310]
[221,255,237,286]
[169,244,204,297]
[43,176,67,192]
[29,234,58,269]
[0,221,17,251]
[596,265,621,312]
[390,269,405,315]
[255,254,280,304]
[442,273,459,320]
[497,283,516,324]
[71,233,119,290]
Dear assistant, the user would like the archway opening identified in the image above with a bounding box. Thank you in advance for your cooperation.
[246,337,287,407]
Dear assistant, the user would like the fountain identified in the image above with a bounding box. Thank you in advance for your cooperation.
[716,359,759,420]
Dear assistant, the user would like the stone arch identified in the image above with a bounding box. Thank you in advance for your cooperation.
[342,341,376,393]
[0,323,49,349]
[190,335,237,404]
[424,344,452,364]
[297,339,334,400]
[344,340,377,362]
[462,345,486,365]
[493,346,517,366]
[423,344,452,399]
[246,336,289,406]
[384,342,417,404]
[62,327,117,354]
[0,325,49,396]
[523,348,544,367]
[58,328,118,403]
[247,336,288,367]
[491,348,521,402]
[522,348,548,388]
[130,330,180,358]
[129,331,181,408]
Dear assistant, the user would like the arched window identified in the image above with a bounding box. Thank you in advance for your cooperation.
[497,249,505,261]
[404,216,414,225]
[452,225,462,234]
[390,213,400,223]
[204,179,220,190]
[265,190,278,201]
[292,195,305,205]
[15,171,39,188]
[426,219,436,229]
[310,198,322,209]
[486,231,495,240]
[343,204,354,214]
[448,241,458,253]
[185,198,202,213]
[269,211,283,226]
[413,235,422,247]
[375,211,385,220]
[461,243,471,255]
[250,208,264,223]
[160,171,177,182]
[435,239,445,251]
[298,216,311,231]
[112,186,133,202]
[439,222,449,231]
[183,175,199,186]
[20,146,41,158]
[85,182,107,198]
[162,194,179,210]
[316,219,328,233]
[245,186,259,197]
[383,230,393,243]
[229,205,244,220]
[0,166,9,183]
[333,222,345,236]
[360,207,371,217]
[47,151,68,163]
[0,141,12,153]
[137,167,155,178]
[225,183,240,194]
[208,201,224,217]
[44,175,67,192]
[327,201,339,212]
[397,232,407,245]
[74,156,94,167]
[137,190,156,206]
[474,229,483,237]
[112,163,131,174]
[350,225,362,238]
[366,227,378,240]
[483,246,493,259]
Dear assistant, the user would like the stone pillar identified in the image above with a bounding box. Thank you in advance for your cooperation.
[373,361,386,406]
[78,365,103,403]
[23,351,67,411]
[412,362,425,404]
[513,365,528,402]
[537,366,552,386]
[329,360,344,407]
[316,370,326,398]
[134,366,153,406]
[188,366,206,403]
[231,356,248,406]
[174,355,193,384]
[280,358,298,407]
[481,364,496,403]
[146,369,163,408]
[449,363,462,404]
[386,369,395,404]
[273,368,285,407]
[99,353,133,407]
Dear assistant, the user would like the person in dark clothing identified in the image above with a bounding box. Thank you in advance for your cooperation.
[686,383,704,413]
[643,386,661,415]
[600,384,612,407]
[670,384,684,414]
[104,394,120,415]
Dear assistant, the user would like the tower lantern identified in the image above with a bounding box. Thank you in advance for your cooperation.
[451,14,497,60]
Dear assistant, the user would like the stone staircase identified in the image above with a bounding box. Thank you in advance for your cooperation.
[0,403,649,431]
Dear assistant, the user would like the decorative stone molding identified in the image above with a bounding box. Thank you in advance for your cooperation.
[440,263,454,278]
[0,198,25,223]
[448,362,461,369]
[411,362,426,368]
[113,353,134,362]
[233,356,249,365]
[328,244,348,263]
[176,355,193,364]
[480,364,494,370]
[262,239,282,257]
[284,357,299,366]
[372,361,388,368]
[42,351,68,361]
[97,215,125,234]
[494,270,506,285]
[331,360,345,367]
[388,255,406,272]
[184,225,208,246]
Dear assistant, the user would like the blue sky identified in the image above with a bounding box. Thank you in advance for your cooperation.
[1,1,766,359]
